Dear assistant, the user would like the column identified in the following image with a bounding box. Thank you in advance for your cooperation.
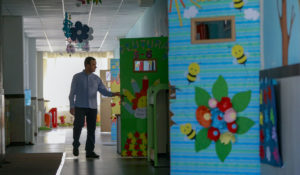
[37,52,44,128]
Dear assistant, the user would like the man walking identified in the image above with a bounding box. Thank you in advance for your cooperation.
[69,56,120,158]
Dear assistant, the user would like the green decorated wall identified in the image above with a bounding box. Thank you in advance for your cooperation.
[168,0,261,174]
[120,37,168,157]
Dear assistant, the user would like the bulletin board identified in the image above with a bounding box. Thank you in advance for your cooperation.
[120,37,168,157]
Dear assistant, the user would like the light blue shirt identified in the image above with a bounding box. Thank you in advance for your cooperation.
[69,70,113,109]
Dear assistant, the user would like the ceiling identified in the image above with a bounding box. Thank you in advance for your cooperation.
[1,0,148,52]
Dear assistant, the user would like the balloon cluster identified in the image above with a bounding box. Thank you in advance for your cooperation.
[62,12,94,54]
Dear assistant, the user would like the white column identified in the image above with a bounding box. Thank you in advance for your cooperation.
[37,52,44,128]
[28,38,38,141]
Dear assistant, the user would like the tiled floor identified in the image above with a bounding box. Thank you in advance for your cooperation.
[6,127,170,175]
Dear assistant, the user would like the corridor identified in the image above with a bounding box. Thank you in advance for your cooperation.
[4,128,169,175]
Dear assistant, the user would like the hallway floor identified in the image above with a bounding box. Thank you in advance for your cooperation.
[5,127,169,175]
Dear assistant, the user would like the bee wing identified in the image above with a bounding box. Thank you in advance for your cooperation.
[196,75,201,82]
[184,71,188,77]
[245,52,250,57]
[233,58,238,65]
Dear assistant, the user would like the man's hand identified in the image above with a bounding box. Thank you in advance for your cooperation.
[70,108,75,115]
[113,92,121,96]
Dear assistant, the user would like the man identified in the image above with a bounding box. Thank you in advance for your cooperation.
[69,56,120,158]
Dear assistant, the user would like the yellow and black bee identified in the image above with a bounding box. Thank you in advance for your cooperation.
[232,44,247,64]
[233,0,244,10]
[180,123,196,140]
[187,63,200,83]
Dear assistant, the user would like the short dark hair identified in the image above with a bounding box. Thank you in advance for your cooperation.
[84,56,96,66]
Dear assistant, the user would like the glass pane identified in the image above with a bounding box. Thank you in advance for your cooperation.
[196,20,232,40]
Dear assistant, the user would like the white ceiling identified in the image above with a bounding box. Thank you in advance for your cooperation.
[1,0,147,52]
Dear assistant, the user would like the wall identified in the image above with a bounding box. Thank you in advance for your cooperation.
[168,0,260,174]
[126,0,168,38]
[260,75,300,175]
[113,0,169,58]
[2,16,24,94]
[262,0,300,174]
[263,0,300,68]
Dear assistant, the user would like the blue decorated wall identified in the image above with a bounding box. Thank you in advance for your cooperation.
[263,0,300,68]
[168,0,261,174]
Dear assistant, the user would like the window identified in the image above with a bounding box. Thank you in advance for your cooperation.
[191,16,236,44]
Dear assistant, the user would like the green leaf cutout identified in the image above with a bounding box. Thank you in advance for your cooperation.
[236,117,255,134]
[195,87,211,107]
[215,139,232,162]
[195,128,212,152]
[232,91,252,112]
[212,75,228,101]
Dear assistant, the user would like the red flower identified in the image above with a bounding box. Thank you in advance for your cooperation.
[260,145,265,159]
[207,127,220,141]
[136,139,142,144]
[227,121,238,133]
[267,86,272,100]
[135,144,140,150]
[260,129,264,143]
[124,144,129,150]
[137,151,143,157]
[217,97,232,112]
[127,151,132,156]
[126,138,131,144]
[196,106,212,128]
[134,131,140,138]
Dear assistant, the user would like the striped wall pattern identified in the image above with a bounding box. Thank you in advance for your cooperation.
[168,0,261,174]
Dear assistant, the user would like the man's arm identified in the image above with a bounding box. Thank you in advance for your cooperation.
[69,75,76,115]
[98,78,120,97]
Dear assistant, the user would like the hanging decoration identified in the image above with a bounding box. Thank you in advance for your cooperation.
[66,43,75,55]
[63,12,73,38]
[62,13,94,53]
[78,0,102,5]
[180,75,254,162]
[260,78,283,167]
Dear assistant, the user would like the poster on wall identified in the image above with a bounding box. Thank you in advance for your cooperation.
[260,78,283,167]
[110,59,120,142]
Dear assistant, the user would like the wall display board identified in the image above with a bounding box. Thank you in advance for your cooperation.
[120,37,168,157]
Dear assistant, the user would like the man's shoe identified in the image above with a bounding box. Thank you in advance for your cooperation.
[86,152,100,159]
[73,148,79,156]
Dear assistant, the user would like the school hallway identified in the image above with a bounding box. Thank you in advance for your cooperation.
[4,127,169,175]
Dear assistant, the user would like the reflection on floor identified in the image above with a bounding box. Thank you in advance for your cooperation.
[6,128,170,175]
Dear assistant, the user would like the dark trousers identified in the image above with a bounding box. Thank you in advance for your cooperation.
[73,107,97,154]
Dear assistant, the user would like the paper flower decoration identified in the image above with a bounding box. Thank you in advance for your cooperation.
[70,21,90,43]
[121,131,147,157]
[190,75,254,162]
[66,43,75,54]
[82,41,90,52]
[62,12,73,38]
